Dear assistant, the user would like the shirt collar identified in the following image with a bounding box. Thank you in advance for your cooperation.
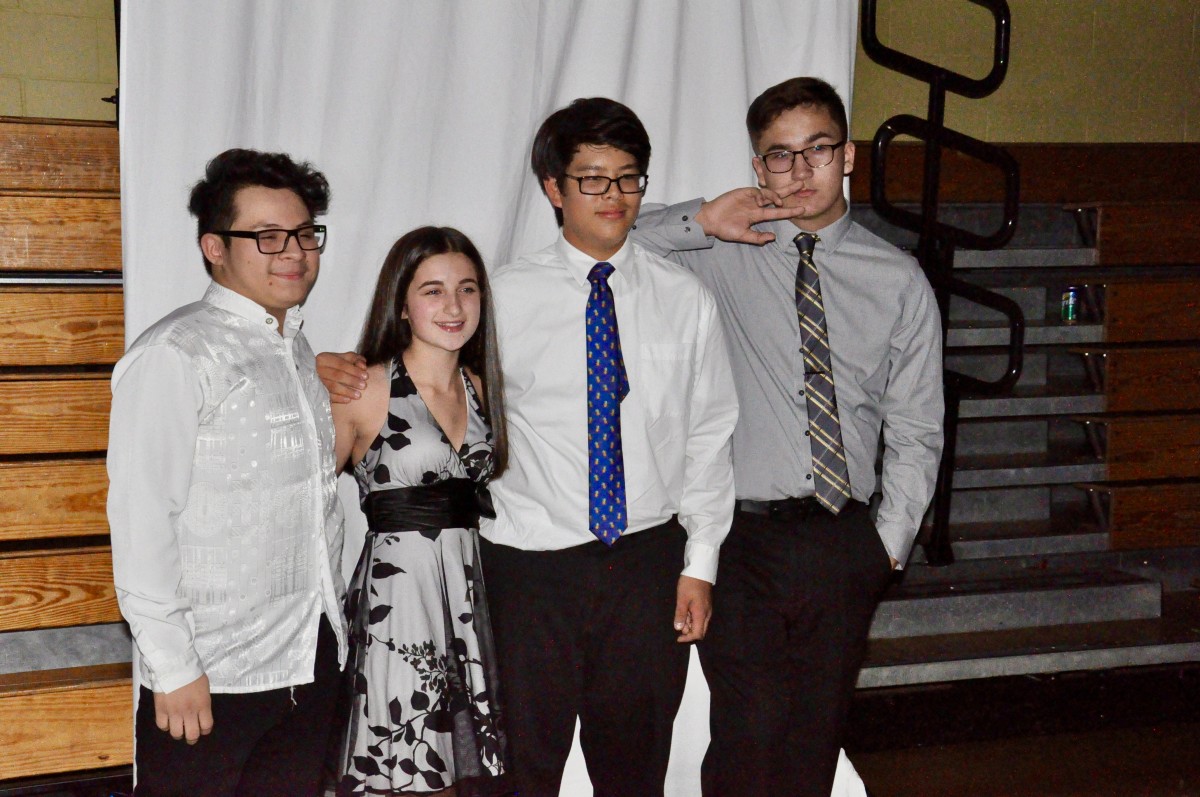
[202,281,304,337]
[766,207,853,259]
[554,232,634,286]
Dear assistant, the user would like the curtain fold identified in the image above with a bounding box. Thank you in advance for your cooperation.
[119,3,860,794]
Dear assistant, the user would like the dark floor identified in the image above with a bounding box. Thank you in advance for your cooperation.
[7,665,1200,796]
[854,722,1200,797]
[846,663,1200,797]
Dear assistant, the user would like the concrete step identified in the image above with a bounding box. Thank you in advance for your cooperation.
[870,570,1159,640]
[947,319,1104,348]
[851,202,1088,249]
[859,591,1200,688]
[953,247,1099,269]
[959,380,1103,418]
[910,518,1108,563]
[952,448,1105,489]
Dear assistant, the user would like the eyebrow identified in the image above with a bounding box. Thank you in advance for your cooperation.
[572,161,641,174]
[415,277,479,289]
[244,219,315,230]
[761,131,838,152]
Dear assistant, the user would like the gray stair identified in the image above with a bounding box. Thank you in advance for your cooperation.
[851,197,1200,689]
[959,381,1104,418]
[909,518,1108,563]
[947,320,1104,347]
[869,570,1159,640]
[859,591,1200,688]
[953,247,1098,269]
[952,449,1106,488]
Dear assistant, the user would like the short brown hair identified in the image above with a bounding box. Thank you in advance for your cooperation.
[746,77,848,149]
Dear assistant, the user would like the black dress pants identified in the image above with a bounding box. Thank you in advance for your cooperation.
[480,521,690,797]
[134,615,341,797]
[698,501,894,797]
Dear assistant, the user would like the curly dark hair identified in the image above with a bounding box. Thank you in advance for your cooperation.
[187,148,331,273]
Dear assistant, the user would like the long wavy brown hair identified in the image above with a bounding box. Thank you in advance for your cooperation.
[357,226,507,476]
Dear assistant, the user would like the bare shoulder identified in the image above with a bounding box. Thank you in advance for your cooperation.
[334,362,391,427]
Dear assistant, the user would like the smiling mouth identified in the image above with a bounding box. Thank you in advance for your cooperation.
[436,321,465,332]
[272,271,307,281]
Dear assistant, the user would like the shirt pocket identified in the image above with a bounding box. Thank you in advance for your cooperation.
[636,342,690,424]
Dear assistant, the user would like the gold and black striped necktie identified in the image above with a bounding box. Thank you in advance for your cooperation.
[794,232,851,513]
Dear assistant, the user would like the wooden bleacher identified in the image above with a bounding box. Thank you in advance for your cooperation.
[0,117,129,786]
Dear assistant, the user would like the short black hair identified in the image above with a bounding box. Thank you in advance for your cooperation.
[530,97,651,226]
[187,148,331,273]
[746,77,848,151]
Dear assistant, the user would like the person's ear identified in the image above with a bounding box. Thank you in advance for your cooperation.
[200,233,228,271]
[751,155,768,188]
[842,141,856,177]
[543,176,565,210]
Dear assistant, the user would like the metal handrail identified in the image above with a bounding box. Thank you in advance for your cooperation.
[861,0,1023,565]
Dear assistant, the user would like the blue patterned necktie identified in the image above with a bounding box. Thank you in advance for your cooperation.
[586,262,629,545]
[795,233,851,513]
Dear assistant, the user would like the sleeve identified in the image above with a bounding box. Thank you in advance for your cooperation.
[106,343,206,693]
[677,291,740,584]
[631,199,714,261]
[875,267,945,568]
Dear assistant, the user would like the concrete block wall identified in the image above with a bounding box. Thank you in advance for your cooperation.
[0,0,116,121]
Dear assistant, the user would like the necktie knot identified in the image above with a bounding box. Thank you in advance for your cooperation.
[589,261,615,283]
[794,232,819,258]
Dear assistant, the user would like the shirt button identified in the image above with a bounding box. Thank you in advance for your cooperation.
[806,474,812,480]
[266,317,275,326]
[684,226,692,233]
[682,215,689,221]
[805,430,811,437]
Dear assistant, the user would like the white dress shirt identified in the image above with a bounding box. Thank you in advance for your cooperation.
[482,234,739,584]
[107,282,347,694]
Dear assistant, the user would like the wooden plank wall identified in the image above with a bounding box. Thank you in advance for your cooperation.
[0,117,130,782]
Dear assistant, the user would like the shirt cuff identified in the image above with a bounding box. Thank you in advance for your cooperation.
[142,647,206,694]
[681,539,719,584]
[875,518,918,570]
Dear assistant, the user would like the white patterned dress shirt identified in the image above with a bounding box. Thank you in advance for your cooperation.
[107,282,347,694]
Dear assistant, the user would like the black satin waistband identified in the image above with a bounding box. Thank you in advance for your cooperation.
[363,478,494,532]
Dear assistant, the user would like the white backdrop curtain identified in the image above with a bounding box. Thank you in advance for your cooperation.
[119,2,862,795]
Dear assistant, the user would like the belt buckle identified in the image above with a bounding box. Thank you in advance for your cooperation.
[775,496,822,521]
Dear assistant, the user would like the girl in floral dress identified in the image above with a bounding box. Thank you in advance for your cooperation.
[331,227,509,797]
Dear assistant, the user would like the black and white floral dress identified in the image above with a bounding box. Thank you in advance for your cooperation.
[337,360,508,796]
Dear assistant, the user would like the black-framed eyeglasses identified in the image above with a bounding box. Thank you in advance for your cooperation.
[564,173,649,195]
[216,225,327,254]
[757,141,846,173]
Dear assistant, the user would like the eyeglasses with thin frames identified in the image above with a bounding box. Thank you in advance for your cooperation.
[563,173,649,195]
[215,225,327,254]
[757,141,846,173]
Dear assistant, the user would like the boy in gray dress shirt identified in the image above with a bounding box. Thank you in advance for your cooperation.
[107,149,347,796]
[633,77,944,797]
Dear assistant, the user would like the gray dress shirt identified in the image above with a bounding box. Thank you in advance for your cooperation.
[634,202,944,566]
[108,282,347,693]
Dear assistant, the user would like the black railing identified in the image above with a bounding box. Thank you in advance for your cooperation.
[861,0,1024,565]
